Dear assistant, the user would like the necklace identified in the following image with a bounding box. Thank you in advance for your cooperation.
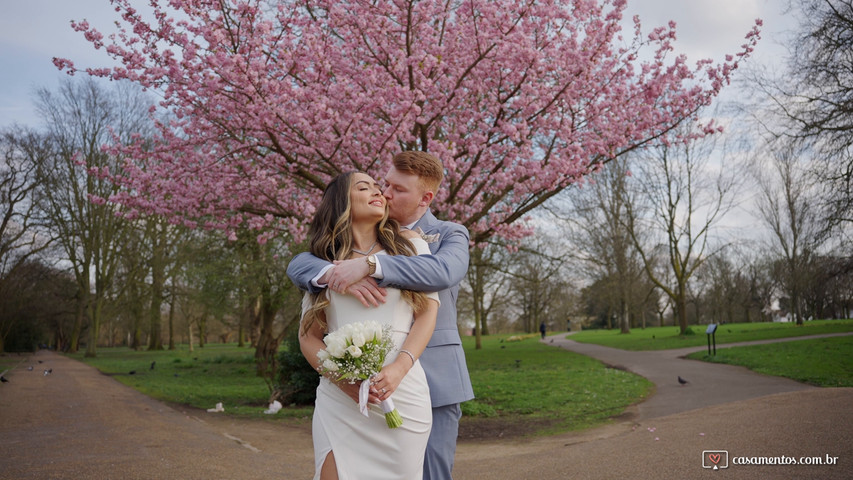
[352,241,378,256]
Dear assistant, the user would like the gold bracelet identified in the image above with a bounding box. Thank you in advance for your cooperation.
[399,349,416,365]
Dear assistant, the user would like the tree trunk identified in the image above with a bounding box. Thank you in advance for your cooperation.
[188,319,194,353]
[676,296,688,335]
[69,292,86,354]
[148,223,166,350]
[167,293,176,350]
[84,299,104,358]
[198,315,206,348]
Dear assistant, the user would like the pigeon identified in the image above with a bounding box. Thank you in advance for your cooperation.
[678,376,689,386]
[43,369,52,376]
[1,375,8,383]
[129,370,136,375]
[150,361,156,370]
[27,366,33,371]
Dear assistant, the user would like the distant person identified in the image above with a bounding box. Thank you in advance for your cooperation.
[540,321,547,339]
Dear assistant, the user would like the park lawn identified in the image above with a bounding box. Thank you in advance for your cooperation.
[569,319,853,351]
[0,353,29,374]
[69,335,653,436]
[461,334,653,435]
[686,335,853,387]
[69,344,313,420]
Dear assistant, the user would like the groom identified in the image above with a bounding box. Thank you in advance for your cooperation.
[287,151,474,480]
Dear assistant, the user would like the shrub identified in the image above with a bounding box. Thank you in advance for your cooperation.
[276,329,320,405]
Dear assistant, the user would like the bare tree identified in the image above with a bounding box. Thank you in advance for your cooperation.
[625,133,741,334]
[752,144,825,325]
[748,0,853,234]
[505,235,571,335]
[1,128,54,277]
[34,77,153,356]
[0,128,57,352]
[461,242,514,348]
[552,157,649,333]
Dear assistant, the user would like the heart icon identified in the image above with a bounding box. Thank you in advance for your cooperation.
[709,453,721,464]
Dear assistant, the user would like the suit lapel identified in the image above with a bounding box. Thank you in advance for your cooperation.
[413,211,441,254]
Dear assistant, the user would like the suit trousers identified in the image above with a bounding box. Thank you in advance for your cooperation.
[424,403,462,480]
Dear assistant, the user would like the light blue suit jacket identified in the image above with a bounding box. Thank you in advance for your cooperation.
[286,211,475,407]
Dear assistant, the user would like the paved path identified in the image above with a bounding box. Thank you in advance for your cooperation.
[0,350,314,480]
[1,334,851,479]
[453,332,853,479]
[544,332,852,419]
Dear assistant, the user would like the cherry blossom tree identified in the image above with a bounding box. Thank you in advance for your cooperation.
[57,0,761,244]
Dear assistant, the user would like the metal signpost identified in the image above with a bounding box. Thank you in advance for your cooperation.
[706,324,717,355]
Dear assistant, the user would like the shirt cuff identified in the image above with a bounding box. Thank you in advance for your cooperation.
[372,256,384,279]
[311,264,335,288]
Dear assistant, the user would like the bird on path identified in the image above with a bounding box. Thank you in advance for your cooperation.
[1,375,9,383]
[678,376,689,386]
[43,369,52,376]
[27,366,33,371]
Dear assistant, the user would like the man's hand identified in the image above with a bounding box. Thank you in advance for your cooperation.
[324,257,388,307]
[346,277,387,308]
[326,257,369,292]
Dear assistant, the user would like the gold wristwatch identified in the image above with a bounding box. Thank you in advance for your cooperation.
[366,254,377,276]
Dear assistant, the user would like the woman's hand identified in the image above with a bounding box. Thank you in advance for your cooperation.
[369,358,411,403]
[334,379,363,404]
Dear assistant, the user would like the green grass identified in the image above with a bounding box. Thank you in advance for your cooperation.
[687,335,853,387]
[59,324,851,437]
[68,335,653,436]
[0,353,30,374]
[69,343,312,420]
[570,319,853,351]
[461,334,653,434]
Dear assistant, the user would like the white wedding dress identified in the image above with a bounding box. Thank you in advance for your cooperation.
[311,239,438,480]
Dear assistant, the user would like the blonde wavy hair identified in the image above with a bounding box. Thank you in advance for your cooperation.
[300,171,429,335]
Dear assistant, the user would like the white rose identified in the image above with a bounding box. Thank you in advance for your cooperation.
[346,345,363,358]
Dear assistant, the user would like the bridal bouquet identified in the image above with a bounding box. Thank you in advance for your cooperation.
[317,320,403,428]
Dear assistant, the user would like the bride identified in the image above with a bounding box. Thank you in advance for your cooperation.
[297,171,439,480]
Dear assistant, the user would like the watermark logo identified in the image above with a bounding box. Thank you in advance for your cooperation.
[703,450,729,470]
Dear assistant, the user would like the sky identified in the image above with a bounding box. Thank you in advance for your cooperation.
[0,0,795,129]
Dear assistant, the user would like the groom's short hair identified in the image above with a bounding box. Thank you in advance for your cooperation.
[392,151,444,193]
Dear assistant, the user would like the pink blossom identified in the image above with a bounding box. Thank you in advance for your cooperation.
[58,0,761,244]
